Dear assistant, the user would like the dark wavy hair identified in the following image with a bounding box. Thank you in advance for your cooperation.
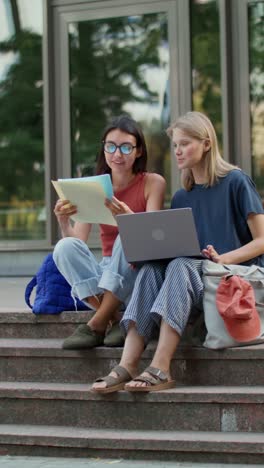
[96,114,147,175]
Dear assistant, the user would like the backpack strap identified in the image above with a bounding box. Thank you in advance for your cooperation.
[24,276,37,309]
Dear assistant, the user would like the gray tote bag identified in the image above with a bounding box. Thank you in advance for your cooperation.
[202,260,264,349]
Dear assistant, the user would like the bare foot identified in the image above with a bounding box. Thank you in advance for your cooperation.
[92,369,120,391]
[92,365,137,391]
[125,371,150,389]
[125,368,172,389]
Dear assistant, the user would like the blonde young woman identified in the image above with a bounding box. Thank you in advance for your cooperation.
[53,115,166,349]
[92,111,264,393]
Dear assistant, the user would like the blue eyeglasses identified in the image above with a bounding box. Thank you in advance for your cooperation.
[103,141,137,155]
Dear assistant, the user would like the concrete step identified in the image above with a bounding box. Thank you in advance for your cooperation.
[0,424,264,463]
[0,311,92,339]
[0,338,264,385]
[1,382,264,433]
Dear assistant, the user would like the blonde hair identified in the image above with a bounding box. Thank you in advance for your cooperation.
[166,111,238,191]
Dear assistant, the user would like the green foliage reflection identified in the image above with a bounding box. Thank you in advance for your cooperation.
[0,30,44,240]
[69,14,169,179]
[248,3,264,197]
[191,0,222,147]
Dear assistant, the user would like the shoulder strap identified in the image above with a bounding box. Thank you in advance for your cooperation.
[24,276,37,309]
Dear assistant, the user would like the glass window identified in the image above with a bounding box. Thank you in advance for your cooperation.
[248,2,264,198]
[0,0,44,240]
[68,12,171,202]
[190,0,222,147]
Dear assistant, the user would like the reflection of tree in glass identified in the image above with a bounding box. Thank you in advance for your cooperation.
[69,14,167,176]
[0,30,43,204]
[248,4,264,197]
[249,5,264,106]
[191,1,222,146]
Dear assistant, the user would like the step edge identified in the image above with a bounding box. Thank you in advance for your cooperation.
[1,382,264,403]
[0,425,264,454]
[1,340,264,360]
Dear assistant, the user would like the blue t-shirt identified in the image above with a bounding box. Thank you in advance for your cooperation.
[171,169,264,267]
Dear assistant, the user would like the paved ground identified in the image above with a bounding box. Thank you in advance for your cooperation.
[0,277,31,310]
[0,458,261,468]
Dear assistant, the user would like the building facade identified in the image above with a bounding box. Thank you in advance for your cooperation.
[0,0,263,274]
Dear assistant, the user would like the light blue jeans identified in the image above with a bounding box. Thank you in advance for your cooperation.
[53,235,138,309]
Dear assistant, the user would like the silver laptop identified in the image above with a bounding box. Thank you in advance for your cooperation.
[116,208,202,263]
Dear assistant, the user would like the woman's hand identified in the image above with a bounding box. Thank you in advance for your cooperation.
[105,196,133,217]
[202,244,223,263]
[54,199,91,241]
[54,199,77,223]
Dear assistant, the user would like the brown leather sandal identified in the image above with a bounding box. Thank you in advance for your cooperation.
[124,366,175,393]
[91,365,132,394]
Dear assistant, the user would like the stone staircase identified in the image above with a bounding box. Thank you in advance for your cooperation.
[0,309,264,463]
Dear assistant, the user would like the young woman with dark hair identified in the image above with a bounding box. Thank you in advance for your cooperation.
[96,114,148,176]
[53,115,166,349]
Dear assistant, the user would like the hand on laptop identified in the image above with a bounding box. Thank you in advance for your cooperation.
[202,244,221,263]
[105,196,133,217]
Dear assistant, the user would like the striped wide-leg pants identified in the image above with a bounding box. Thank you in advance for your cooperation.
[121,257,204,343]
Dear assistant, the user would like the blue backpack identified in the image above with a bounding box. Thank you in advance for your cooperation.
[25,253,89,314]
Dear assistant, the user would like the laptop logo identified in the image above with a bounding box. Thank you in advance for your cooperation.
[152,228,165,241]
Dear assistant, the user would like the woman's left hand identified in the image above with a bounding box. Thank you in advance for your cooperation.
[105,196,133,217]
[202,244,222,263]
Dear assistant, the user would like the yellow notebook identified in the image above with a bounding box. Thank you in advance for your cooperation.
[52,174,117,226]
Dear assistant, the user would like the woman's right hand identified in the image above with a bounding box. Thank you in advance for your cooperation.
[54,199,77,224]
[54,199,91,240]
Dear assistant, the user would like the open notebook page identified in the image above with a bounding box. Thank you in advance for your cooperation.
[52,174,117,226]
